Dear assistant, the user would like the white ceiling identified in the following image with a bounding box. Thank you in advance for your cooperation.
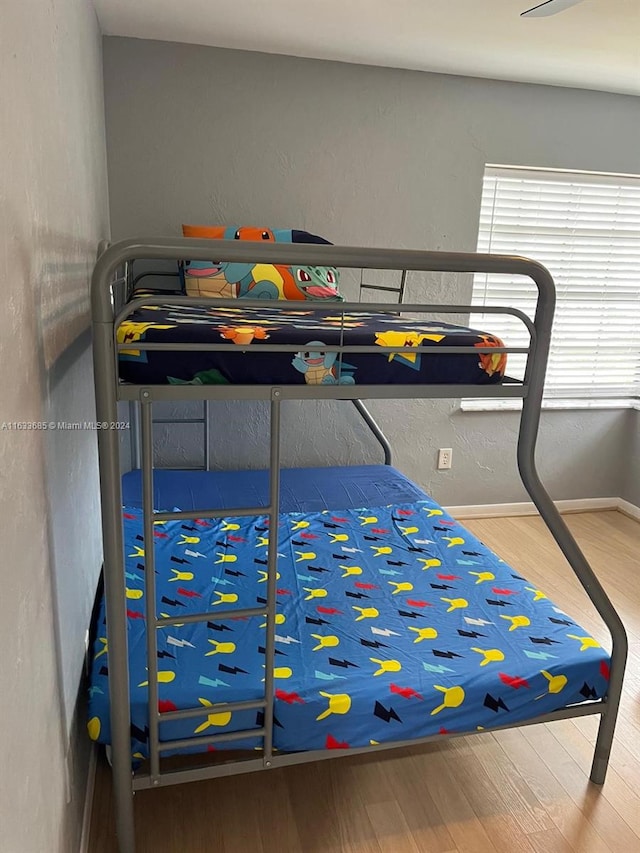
[96,0,640,96]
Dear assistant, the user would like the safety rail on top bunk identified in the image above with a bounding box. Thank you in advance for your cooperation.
[122,259,402,470]
[91,240,627,853]
[92,238,544,405]
[112,291,533,403]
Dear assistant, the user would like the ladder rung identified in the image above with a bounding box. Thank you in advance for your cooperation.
[159,698,267,723]
[158,727,265,752]
[152,418,206,425]
[360,284,404,293]
[154,506,269,521]
[156,606,266,628]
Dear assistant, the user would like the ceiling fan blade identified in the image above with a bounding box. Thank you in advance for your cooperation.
[521,0,585,17]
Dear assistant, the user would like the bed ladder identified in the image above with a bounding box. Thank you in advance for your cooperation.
[131,398,283,789]
[359,268,407,303]
[350,267,406,465]
[128,400,211,472]
[129,399,391,470]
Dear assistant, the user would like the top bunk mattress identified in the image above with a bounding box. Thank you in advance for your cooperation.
[117,300,507,387]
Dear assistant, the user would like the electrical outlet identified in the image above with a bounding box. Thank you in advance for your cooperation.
[438,448,453,470]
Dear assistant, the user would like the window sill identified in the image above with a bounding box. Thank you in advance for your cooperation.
[460,398,640,413]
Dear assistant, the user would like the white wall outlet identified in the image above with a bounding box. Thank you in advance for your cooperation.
[438,448,453,470]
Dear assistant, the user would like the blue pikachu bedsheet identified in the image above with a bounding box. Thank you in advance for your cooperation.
[88,499,610,761]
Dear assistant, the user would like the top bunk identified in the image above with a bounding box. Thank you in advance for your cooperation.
[91,236,554,403]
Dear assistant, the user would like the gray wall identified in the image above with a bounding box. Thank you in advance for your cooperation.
[0,2,109,851]
[103,37,640,505]
[621,410,640,506]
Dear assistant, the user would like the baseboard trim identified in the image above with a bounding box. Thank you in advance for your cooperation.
[79,743,97,853]
[445,496,639,520]
[617,498,640,521]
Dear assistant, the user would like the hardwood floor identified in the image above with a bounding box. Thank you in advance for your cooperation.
[89,510,640,853]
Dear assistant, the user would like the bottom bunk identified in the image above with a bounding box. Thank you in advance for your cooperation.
[88,465,610,762]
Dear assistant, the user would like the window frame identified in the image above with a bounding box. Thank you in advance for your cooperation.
[463,164,640,412]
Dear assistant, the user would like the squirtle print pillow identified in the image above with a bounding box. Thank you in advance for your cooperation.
[181,224,344,302]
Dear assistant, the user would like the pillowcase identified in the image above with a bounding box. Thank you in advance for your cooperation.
[181,224,344,302]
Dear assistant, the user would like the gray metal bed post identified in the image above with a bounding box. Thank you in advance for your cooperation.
[129,402,141,470]
[92,249,136,853]
[516,263,628,785]
[351,399,392,465]
[141,400,161,782]
[263,396,282,765]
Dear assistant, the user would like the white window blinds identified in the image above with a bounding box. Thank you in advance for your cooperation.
[471,166,640,401]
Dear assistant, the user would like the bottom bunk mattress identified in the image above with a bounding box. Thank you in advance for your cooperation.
[88,466,610,761]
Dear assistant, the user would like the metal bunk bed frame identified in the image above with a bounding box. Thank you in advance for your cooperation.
[91,238,627,853]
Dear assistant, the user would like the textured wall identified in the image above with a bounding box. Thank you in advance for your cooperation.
[103,37,640,504]
[621,410,640,506]
[0,2,109,851]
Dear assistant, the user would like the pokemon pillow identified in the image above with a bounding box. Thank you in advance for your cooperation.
[181,224,344,301]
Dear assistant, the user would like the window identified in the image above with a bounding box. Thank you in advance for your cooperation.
[468,165,640,408]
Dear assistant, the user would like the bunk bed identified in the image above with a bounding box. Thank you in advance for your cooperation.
[89,238,627,853]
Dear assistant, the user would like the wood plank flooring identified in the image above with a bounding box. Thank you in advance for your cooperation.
[90,510,640,853]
